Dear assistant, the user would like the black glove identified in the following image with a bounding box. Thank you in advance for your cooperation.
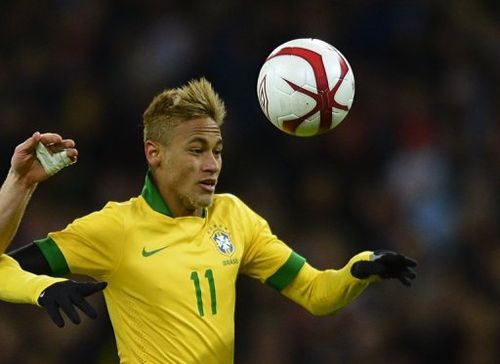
[351,250,417,286]
[38,280,107,327]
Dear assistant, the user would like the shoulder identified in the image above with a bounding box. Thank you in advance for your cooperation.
[100,196,142,213]
[75,197,139,225]
[211,193,263,223]
[213,193,250,210]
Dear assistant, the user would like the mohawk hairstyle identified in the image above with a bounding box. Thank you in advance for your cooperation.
[143,77,226,143]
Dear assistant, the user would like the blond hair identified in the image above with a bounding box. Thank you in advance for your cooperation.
[143,78,226,144]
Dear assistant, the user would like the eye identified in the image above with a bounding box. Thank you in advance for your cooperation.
[189,147,203,155]
[214,148,223,156]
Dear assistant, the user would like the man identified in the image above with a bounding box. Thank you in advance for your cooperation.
[2,78,416,363]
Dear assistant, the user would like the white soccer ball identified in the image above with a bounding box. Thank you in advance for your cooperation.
[257,38,355,137]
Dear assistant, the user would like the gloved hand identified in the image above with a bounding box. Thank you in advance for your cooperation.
[38,280,107,327]
[351,250,417,286]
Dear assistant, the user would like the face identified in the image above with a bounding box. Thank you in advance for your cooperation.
[147,117,223,217]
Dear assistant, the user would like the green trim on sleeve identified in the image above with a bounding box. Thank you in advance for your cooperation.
[34,237,70,277]
[265,251,306,291]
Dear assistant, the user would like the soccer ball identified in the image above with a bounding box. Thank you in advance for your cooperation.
[257,38,355,137]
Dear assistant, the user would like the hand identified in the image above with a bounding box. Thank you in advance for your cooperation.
[38,280,107,327]
[351,250,417,286]
[11,132,78,185]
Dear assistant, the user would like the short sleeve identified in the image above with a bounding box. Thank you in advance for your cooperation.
[239,206,305,291]
[35,202,125,281]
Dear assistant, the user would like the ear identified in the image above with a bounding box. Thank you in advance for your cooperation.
[144,140,162,168]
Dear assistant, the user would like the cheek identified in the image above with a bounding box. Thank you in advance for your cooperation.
[166,158,197,184]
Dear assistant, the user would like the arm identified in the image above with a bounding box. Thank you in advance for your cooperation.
[0,254,66,305]
[236,198,416,314]
[282,251,417,316]
[0,132,77,253]
[4,245,107,327]
[0,171,36,253]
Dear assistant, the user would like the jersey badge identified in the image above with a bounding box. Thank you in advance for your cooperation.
[211,230,235,256]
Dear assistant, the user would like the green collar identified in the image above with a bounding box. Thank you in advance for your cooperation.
[140,171,207,218]
[141,171,173,217]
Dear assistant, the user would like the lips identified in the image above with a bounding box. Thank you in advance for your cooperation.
[199,178,217,192]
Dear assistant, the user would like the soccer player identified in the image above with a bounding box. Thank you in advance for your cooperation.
[2,78,416,363]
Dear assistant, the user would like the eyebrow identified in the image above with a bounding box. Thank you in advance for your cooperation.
[187,136,223,146]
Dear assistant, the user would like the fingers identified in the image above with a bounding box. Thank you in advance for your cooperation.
[69,282,106,321]
[399,276,412,287]
[42,138,76,153]
[358,250,418,286]
[14,131,42,154]
[78,281,108,297]
[403,256,418,268]
[72,295,98,319]
[36,142,77,175]
[40,134,78,162]
[375,251,418,270]
[39,280,106,328]
[16,132,75,152]
[14,132,78,164]
[43,301,66,328]
[60,139,78,162]
[39,133,64,146]
[60,295,82,325]
[398,267,417,286]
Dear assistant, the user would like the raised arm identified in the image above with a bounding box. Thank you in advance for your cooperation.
[0,132,77,252]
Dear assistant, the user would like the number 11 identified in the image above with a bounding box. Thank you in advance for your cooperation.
[190,269,217,316]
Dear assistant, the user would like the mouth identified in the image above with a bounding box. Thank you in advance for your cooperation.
[199,178,217,192]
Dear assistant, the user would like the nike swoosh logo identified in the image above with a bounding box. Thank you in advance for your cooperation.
[142,245,169,257]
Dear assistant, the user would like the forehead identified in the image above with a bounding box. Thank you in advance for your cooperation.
[171,117,222,143]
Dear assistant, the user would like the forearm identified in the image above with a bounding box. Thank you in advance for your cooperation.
[0,254,65,305]
[282,251,376,316]
[0,169,37,253]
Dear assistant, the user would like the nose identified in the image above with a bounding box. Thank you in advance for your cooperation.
[203,152,221,173]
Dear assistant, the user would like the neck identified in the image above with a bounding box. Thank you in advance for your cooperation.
[155,183,204,218]
[143,170,205,218]
[167,203,204,218]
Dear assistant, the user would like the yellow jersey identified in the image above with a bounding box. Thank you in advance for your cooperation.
[34,172,306,363]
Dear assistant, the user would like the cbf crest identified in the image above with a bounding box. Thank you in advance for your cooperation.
[210,226,235,257]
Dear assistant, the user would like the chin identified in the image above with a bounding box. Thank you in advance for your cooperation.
[196,195,214,208]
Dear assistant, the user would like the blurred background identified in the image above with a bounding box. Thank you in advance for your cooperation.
[1,0,499,363]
